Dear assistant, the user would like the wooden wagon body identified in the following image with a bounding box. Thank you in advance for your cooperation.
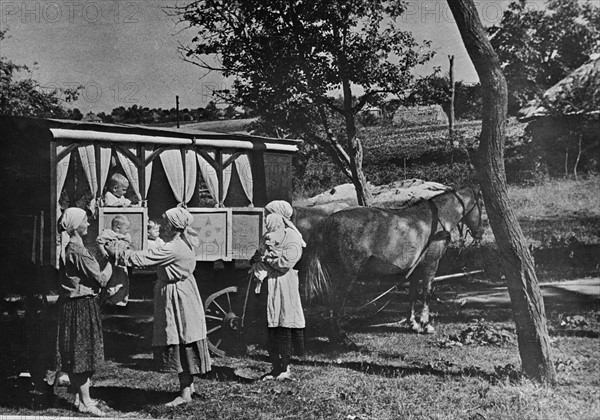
[0,114,299,275]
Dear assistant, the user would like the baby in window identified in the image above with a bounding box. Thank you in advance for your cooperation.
[147,219,165,251]
[103,173,132,207]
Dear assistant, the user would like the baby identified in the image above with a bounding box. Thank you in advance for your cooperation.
[103,173,132,207]
[147,219,165,251]
[249,213,286,294]
[97,215,131,307]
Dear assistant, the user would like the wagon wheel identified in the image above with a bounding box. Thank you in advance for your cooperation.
[204,286,242,357]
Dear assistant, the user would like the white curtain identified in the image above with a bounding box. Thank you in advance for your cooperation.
[196,151,232,207]
[78,145,97,199]
[160,149,197,204]
[234,153,253,206]
[78,145,111,213]
[117,146,141,201]
[56,143,72,216]
[99,146,111,198]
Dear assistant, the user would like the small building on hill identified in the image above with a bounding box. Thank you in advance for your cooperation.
[393,104,448,126]
[359,106,383,119]
[519,54,600,178]
[81,112,102,122]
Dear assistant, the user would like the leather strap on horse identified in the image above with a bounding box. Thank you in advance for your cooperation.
[356,198,447,311]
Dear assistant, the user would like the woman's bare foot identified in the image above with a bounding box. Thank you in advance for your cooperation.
[165,396,192,407]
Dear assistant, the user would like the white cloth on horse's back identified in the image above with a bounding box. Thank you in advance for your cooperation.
[300,178,451,208]
[375,179,451,208]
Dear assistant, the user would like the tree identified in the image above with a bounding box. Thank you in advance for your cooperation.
[488,0,600,114]
[405,71,482,121]
[0,30,80,118]
[204,101,219,121]
[224,104,238,119]
[172,0,433,205]
[447,0,556,383]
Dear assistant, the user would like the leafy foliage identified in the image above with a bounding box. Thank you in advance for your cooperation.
[404,72,482,121]
[96,100,235,124]
[0,29,81,118]
[488,0,600,114]
[173,0,434,204]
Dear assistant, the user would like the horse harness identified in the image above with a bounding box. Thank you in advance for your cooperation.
[355,188,481,311]
[452,187,483,246]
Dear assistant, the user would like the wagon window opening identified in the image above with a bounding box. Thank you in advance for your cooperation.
[146,157,179,221]
[58,150,98,250]
[58,150,93,214]
[197,175,217,208]
[105,155,140,206]
[223,162,251,208]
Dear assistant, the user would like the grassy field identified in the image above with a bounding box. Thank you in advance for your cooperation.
[2,283,598,419]
[1,119,598,419]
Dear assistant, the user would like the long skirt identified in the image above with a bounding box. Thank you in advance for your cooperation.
[55,296,104,374]
[268,327,305,357]
[153,339,211,375]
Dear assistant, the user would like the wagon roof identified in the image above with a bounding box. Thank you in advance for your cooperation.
[4,115,302,152]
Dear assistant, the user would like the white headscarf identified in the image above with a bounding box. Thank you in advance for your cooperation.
[164,207,199,250]
[58,208,87,263]
[265,200,306,247]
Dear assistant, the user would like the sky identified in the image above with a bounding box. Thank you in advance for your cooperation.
[0,0,555,115]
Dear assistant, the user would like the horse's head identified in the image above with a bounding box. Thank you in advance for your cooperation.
[460,186,484,244]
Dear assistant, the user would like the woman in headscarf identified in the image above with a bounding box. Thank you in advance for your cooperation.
[253,200,306,380]
[106,207,211,407]
[56,207,113,417]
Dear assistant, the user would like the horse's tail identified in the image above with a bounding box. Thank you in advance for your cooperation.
[302,217,334,303]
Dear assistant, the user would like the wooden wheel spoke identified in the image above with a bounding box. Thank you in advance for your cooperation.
[212,300,227,315]
[207,325,221,335]
[203,286,240,357]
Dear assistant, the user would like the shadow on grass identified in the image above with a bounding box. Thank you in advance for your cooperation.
[91,386,176,412]
[296,358,518,384]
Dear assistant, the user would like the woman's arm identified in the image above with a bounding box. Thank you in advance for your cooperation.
[115,244,177,269]
[77,251,110,288]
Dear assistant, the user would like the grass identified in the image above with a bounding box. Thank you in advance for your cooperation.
[2,277,599,419]
[4,328,598,419]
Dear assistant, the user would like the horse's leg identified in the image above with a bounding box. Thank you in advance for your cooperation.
[407,266,424,333]
[418,241,448,334]
[326,263,361,350]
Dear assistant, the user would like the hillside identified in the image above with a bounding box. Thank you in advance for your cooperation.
[150,118,258,133]
[293,118,535,198]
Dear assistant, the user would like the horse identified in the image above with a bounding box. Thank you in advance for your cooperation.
[302,186,484,344]
[294,202,351,244]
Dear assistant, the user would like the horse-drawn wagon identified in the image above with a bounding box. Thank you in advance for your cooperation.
[0,115,301,357]
[1,115,485,363]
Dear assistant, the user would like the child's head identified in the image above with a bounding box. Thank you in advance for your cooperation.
[107,173,129,198]
[111,215,131,235]
[265,213,285,233]
[148,219,160,240]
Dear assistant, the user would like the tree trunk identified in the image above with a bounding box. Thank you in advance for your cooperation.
[342,86,372,206]
[447,0,556,383]
[339,45,372,206]
[449,55,455,143]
